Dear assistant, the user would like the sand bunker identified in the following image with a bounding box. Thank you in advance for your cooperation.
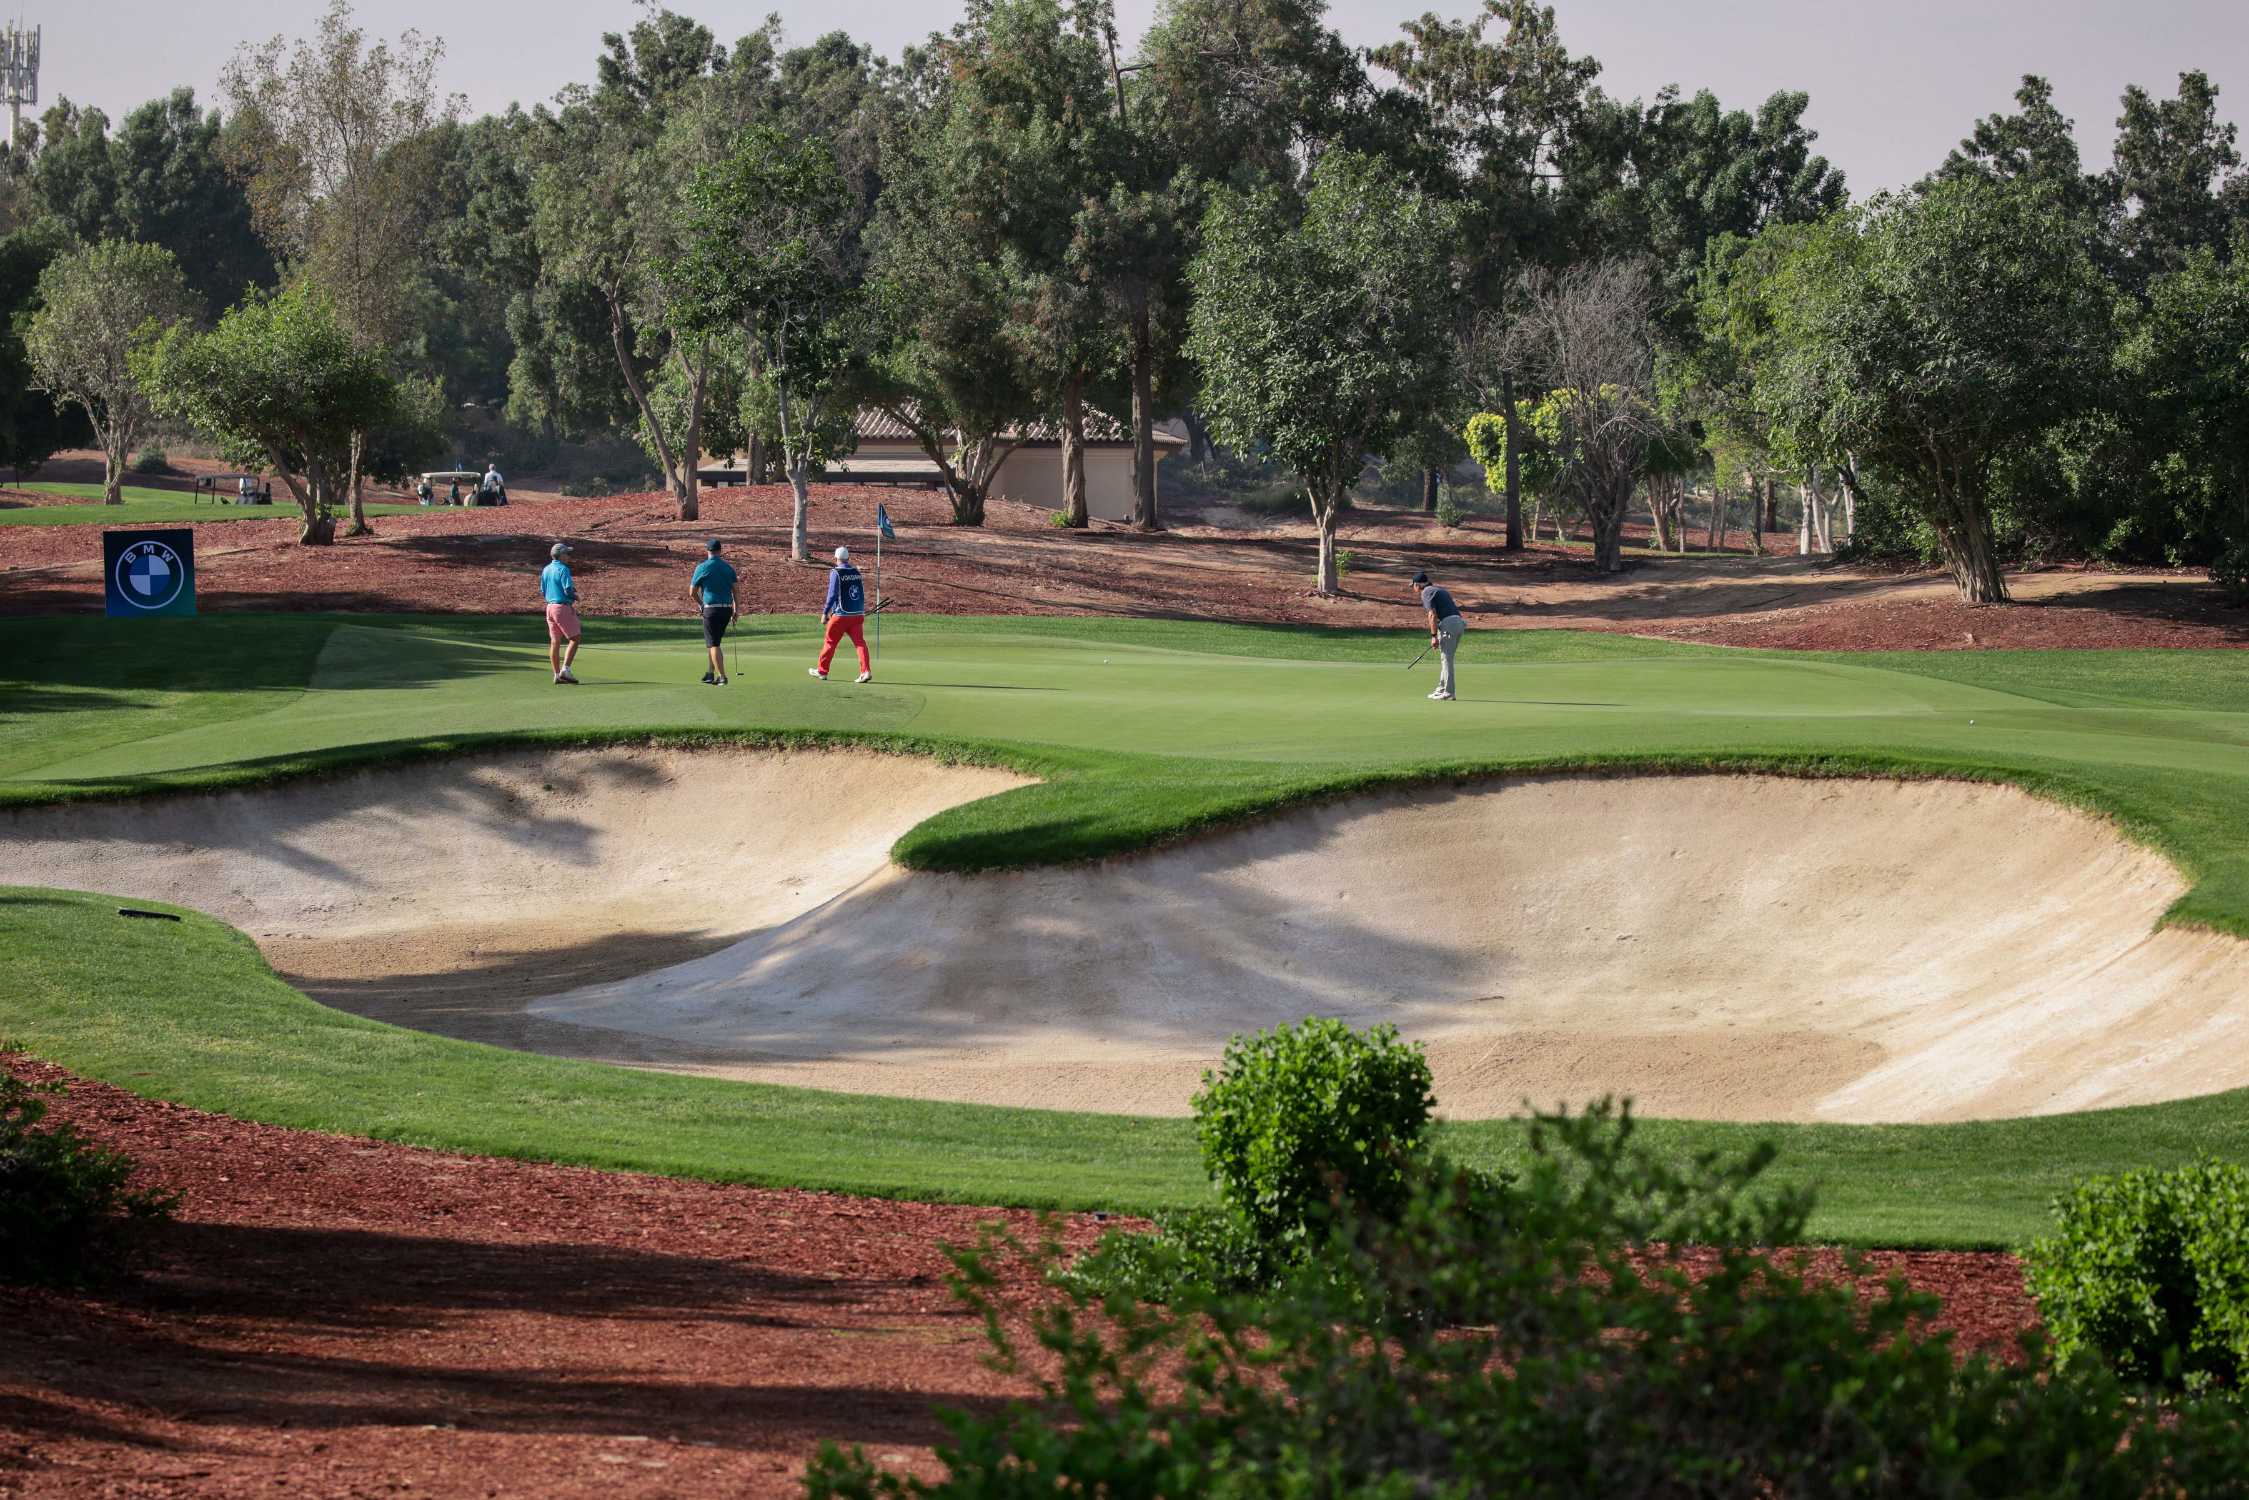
[6,748,2247,1124]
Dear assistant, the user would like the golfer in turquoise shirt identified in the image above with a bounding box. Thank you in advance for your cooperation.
[540,542,581,685]
[689,538,738,685]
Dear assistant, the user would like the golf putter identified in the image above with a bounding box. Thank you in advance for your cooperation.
[1405,642,1433,671]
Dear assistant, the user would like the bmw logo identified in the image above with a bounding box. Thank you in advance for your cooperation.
[114,539,186,610]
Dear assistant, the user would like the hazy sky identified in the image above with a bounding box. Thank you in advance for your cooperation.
[44,0,2249,193]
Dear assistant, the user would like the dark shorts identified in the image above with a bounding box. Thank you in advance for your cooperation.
[701,606,733,646]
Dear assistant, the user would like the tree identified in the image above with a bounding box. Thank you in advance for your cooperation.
[1374,1,1603,550]
[0,222,92,477]
[2113,246,2249,561]
[1760,179,2112,603]
[951,0,1122,530]
[521,9,728,519]
[220,0,462,536]
[136,284,394,546]
[1931,74,2107,225]
[867,24,1045,527]
[110,90,278,316]
[1496,260,1667,571]
[2107,71,2243,280]
[672,126,874,562]
[24,241,198,504]
[1189,150,1460,593]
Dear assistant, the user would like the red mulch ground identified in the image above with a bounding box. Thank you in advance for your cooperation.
[4,477,2239,649]
[1,1057,2037,1499]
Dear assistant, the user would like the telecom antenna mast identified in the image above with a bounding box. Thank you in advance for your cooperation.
[0,22,38,152]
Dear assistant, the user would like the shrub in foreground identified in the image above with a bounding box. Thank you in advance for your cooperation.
[2027,1158,2249,1392]
[810,1107,2249,1499]
[0,1071,177,1286]
[1192,1017,1433,1259]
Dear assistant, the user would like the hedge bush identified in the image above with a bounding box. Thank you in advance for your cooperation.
[1192,1017,1433,1254]
[130,448,171,475]
[810,1107,2249,1499]
[2026,1158,2249,1392]
[0,1071,176,1286]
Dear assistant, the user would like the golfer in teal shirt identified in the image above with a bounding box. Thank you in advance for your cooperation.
[540,542,581,685]
[689,538,738,685]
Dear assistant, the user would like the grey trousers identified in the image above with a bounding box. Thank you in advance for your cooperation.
[1435,615,1464,696]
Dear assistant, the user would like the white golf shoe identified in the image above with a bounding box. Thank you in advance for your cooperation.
[856,671,872,684]
[808,668,827,680]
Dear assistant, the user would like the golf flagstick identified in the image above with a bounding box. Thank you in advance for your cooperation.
[873,502,898,662]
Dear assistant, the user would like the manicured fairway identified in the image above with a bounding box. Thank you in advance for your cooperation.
[4,611,2248,1245]
[0,484,424,526]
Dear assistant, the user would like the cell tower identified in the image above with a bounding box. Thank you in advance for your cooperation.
[0,22,37,152]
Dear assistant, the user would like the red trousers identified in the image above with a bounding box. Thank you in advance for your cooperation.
[817,614,870,675]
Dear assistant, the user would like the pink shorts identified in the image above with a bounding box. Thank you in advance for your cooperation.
[545,603,581,642]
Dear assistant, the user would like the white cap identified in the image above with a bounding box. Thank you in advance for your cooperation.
[834,546,850,564]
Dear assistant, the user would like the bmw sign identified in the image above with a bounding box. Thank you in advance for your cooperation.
[103,529,197,618]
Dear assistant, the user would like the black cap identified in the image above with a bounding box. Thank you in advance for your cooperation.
[705,537,722,552]
[1411,570,1429,584]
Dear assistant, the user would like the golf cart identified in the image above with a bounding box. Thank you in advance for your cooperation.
[420,469,504,507]
[195,473,273,505]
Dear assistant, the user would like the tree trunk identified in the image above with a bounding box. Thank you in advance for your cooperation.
[1936,489,2009,603]
[1312,495,1341,593]
[676,335,709,523]
[1060,378,1089,528]
[1798,480,1814,556]
[1760,478,1778,535]
[1648,482,1670,551]
[776,381,808,562]
[281,451,333,545]
[342,430,372,537]
[1747,481,1765,556]
[1707,486,1728,552]
[1421,467,1440,515]
[1500,368,1523,551]
[1593,497,1627,572]
[1130,302,1159,531]
[1182,409,1214,466]
[606,289,686,512]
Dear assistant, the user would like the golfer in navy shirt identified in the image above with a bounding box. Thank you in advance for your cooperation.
[809,546,873,683]
[1412,569,1465,701]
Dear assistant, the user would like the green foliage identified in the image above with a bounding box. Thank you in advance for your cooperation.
[1192,1017,1434,1254]
[131,449,172,475]
[1464,403,1564,500]
[1189,150,1459,589]
[2027,1159,2249,1392]
[1757,177,2112,600]
[0,1070,176,1286]
[1435,490,1467,528]
[135,283,396,541]
[2215,540,2249,604]
[809,1106,2249,1499]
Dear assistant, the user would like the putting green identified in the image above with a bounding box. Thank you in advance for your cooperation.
[4,612,2248,1245]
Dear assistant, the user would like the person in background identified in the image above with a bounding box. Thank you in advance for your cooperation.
[449,478,462,506]
[416,476,434,506]
[481,462,506,506]
[689,537,738,686]
[541,542,582,685]
[809,545,872,683]
[236,474,255,505]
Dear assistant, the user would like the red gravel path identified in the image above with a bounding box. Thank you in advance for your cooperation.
[3,481,2239,649]
[1,1058,2038,1499]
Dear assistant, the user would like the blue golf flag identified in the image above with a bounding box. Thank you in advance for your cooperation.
[875,503,897,541]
